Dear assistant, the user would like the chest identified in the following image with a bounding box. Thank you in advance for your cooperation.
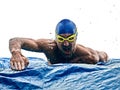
[44,44,86,64]
[47,51,82,64]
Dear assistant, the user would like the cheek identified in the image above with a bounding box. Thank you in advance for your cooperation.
[56,42,62,49]
[71,42,76,48]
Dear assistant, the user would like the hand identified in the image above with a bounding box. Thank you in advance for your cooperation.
[97,51,108,62]
[10,53,29,71]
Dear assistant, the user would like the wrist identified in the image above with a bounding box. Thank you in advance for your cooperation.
[11,49,21,55]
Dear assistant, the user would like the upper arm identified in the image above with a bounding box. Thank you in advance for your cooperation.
[9,37,56,53]
[77,44,91,55]
[22,38,56,53]
[9,37,46,52]
[21,38,41,52]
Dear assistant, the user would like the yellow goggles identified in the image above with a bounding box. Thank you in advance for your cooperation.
[56,34,77,42]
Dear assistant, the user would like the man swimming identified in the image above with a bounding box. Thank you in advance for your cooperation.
[9,19,108,70]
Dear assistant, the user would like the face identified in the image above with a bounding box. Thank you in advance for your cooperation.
[56,33,77,58]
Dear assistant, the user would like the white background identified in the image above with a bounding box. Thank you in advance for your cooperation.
[0,0,120,59]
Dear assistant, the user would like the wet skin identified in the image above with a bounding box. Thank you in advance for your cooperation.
[9,34,108,70]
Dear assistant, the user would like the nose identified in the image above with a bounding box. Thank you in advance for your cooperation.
[63,40,69,46]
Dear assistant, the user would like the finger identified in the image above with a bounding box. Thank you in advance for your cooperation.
[17,62,22,70]
[21,60,25,70]
[10,61,15,70]
[14,62,18,70]
[23,57,29,67]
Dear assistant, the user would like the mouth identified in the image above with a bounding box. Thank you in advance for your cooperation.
[63,50,73,58]
[61,45,73,55]
[60,48,72,58]
[64,50,71,54]
[62,47,72,55]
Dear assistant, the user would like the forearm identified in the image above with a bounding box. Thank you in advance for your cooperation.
[84,48,108,63]
[9,37,42,54]
[9,38,30,70]
[84,51,108,63]
[80,54,99,64]
[9,37,22,54]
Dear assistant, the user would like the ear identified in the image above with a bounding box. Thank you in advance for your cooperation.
[76,31,78,37]
[76,32,78,36]
[75,32,78,40]
[76,28,78,36]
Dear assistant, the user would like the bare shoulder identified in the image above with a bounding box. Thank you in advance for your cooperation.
[75,44,89,55]
[36,39,56,45]
[75,44,98,55]
[76,44,87,48]
[36,39,57,50]
[76,44,92,51]
[76,44,93,50]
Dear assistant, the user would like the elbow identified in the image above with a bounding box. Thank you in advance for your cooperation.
[9,37,22,45]
[9,37,22,50]
[9,37,19,42]
[9,38,14,43]
[9,37,17,46]
[9,37,17,44]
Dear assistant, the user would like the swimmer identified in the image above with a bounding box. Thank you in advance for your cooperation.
[9,19,108,70]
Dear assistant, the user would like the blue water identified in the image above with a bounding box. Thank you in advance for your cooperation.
[0,57,120,90]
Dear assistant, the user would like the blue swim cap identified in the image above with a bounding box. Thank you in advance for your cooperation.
[56,19,77,34]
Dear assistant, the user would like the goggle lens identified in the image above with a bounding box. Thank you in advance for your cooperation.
[56,34,76,42]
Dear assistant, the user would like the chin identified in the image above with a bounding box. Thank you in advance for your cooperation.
[65,55,72,58]
[63,52,72,58]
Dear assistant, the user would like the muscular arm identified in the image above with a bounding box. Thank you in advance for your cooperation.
[9,37,43,71]
[9,37,41,53]
[9,37,56,70]
[76,45,108,64]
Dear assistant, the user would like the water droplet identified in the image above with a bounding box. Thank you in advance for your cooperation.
[113,4,115,7]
